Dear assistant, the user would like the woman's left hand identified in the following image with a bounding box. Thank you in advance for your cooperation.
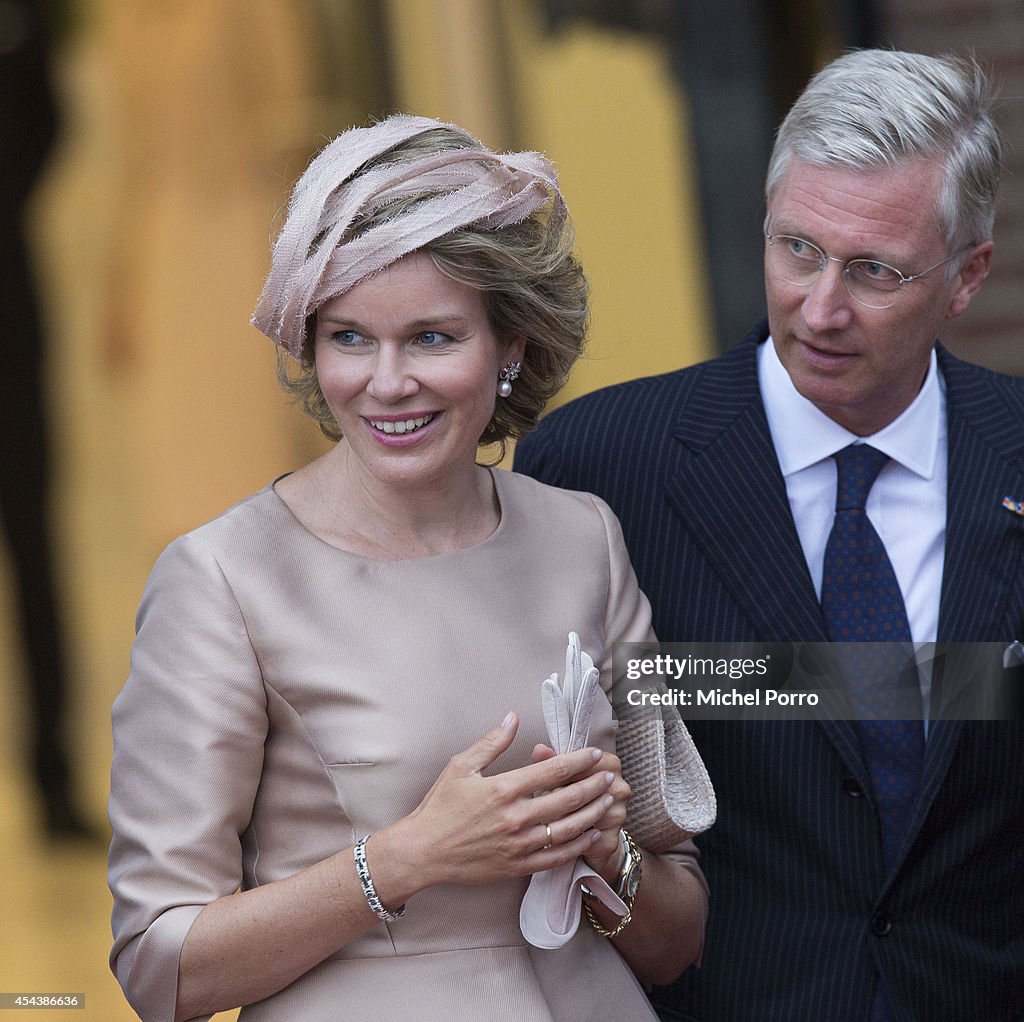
[533,742,706,986]
[531,743,629,880]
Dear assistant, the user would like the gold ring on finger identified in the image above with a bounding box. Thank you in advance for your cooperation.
[543,823,553,849]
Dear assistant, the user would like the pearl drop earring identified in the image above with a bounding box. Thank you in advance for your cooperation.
[497,361,521,398]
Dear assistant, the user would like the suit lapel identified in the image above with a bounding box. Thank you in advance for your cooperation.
[661,328,873,786]
[662,328,828,643]
[661,337,1024,818]
[894,349,1024,866]
[937,347,1024,643]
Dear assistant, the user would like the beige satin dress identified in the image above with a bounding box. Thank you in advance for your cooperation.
[109,469,704,1021]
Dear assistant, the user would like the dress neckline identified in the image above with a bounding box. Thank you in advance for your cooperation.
[268,465,510,564]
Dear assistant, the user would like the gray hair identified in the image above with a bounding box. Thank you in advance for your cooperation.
[766,50,1002,251]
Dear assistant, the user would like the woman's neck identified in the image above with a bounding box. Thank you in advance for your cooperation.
[276,446,501,560]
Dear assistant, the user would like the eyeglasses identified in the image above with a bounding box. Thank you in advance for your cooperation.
[764,216,974,309]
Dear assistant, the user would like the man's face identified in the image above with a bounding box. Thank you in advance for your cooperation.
[765,158,991,436]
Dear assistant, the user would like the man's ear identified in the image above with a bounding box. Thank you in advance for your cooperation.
[946,241,993,320]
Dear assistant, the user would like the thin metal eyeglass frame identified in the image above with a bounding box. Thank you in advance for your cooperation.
[763,216,974,309]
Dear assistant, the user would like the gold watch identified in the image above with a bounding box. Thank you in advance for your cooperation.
[582,829,643,938]
[615,828,643,903]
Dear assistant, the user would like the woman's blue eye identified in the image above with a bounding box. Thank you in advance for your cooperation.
[333,330,363,346]
[416,331,450,347]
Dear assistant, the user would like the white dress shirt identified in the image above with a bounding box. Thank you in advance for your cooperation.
[758,337,948,721]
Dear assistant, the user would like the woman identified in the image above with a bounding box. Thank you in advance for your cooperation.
[109,115,710,1022]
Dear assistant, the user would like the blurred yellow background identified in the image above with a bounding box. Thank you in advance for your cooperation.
[4,0,1020,1018]
[1,2,708,1018]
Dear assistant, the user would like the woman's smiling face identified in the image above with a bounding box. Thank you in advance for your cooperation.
[314,251,524,492]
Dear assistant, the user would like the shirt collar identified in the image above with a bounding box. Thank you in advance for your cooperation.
[758,335,943,480]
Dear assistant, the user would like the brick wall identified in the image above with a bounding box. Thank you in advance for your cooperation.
[882,0,1024,375]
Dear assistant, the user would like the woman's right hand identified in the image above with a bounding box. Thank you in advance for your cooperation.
[369,712,615,900]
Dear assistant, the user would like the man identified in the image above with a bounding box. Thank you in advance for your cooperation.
[516,50,1024,1021]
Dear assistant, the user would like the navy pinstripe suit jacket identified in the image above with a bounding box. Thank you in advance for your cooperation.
[515,322,1024,1022]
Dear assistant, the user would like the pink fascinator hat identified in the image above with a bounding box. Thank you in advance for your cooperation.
[252,114,566,358]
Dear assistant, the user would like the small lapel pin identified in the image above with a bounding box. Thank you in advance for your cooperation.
[1003,496,1024,517]
[1004,640,1024,668]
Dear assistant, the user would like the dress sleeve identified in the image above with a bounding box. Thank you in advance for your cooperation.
[108,533,268,1022]
[590,495,710,912]
[590,493,656,653]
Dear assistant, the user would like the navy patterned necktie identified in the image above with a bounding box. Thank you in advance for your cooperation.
[819,448,925,864]
[821,444,924,1022]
